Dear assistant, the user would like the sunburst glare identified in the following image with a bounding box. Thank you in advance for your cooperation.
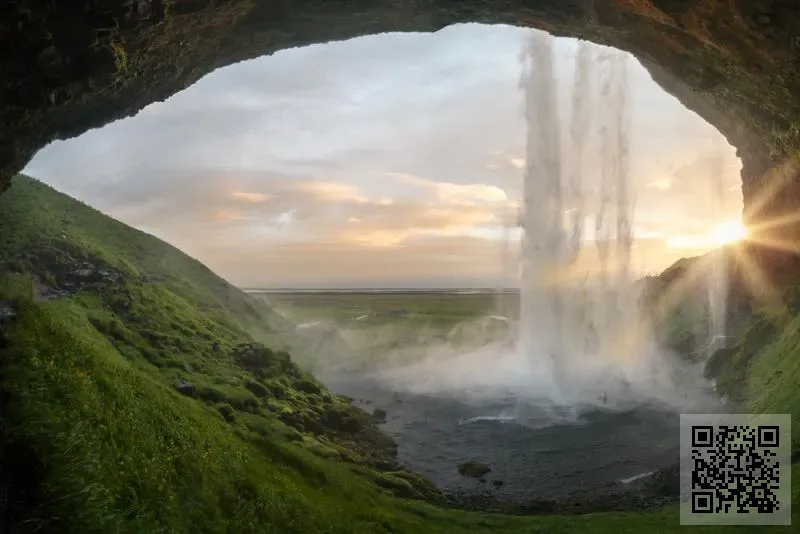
[713,219,749,245]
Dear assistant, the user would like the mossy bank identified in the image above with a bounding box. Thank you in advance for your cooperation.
[1,175,799,533]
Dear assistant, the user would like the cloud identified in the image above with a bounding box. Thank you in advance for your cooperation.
[293,181,369,204]
[385,172,510,204]
[230,191,272,203]
[23,24,743,287]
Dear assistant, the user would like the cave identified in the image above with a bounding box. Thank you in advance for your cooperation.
[2,3,800,528]
[3,1,800,260]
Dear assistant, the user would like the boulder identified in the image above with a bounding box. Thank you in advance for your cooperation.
[372,408,387,423]
[458,461,491,479]
[233,343,275,370]
[174,380,195,397]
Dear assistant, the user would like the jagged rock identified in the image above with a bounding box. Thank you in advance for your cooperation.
[174,380,195,397]
[32,262,124,302]
[458,461,491,479]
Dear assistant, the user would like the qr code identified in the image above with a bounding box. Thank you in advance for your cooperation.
[680,413,791,526]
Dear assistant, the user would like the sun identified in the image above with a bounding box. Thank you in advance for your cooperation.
[713,219,749,245]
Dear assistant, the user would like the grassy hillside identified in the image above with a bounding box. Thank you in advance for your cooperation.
[0,175,293,346]
[0,175,797,533]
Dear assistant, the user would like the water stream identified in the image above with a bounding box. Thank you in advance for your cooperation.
[707,146,728,355]
[518,34,643,402]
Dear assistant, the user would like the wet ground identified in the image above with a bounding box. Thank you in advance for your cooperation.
[324,373,682,502]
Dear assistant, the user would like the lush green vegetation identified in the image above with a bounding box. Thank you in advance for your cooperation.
[262,291,512,371]
[263,291,502,326]
[1,176,798,533]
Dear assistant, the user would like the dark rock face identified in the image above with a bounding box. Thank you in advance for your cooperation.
[33,264,122,302]
[2,1,800,239]
[458,461,491,479]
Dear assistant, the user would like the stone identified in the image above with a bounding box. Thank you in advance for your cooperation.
[458,461,491,479]
[372,408,387,423]
[174,380,195,397]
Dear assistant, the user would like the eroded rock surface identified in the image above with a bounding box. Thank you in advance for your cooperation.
[3,2,800,238]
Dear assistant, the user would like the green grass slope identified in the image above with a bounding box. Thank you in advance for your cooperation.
[0,175,292,343]
[0,175,797,533]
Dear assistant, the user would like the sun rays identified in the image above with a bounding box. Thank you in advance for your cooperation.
[641,156,800,341]
[713,219,749,245]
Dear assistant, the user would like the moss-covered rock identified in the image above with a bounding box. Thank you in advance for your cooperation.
[244,379,269,398]
[216,403,236,422]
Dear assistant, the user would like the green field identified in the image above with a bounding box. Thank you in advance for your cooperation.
[261,291,505,326]
[258,291,516,373]
[1,175,798,533]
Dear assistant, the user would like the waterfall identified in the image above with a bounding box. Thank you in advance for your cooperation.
[518,31,569,393]
[707,148,728,354]
[518,32,637,399]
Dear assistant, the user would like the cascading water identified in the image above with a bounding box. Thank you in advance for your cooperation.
[518,33,641,402]
[707,147,728,355]
[518,31,570,395]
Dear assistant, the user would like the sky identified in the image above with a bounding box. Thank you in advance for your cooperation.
[24,24,743,288]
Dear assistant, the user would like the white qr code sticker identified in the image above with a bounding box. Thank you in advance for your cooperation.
[680,413,791,526]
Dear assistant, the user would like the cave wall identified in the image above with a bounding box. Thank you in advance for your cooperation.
[3,1,800,231]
